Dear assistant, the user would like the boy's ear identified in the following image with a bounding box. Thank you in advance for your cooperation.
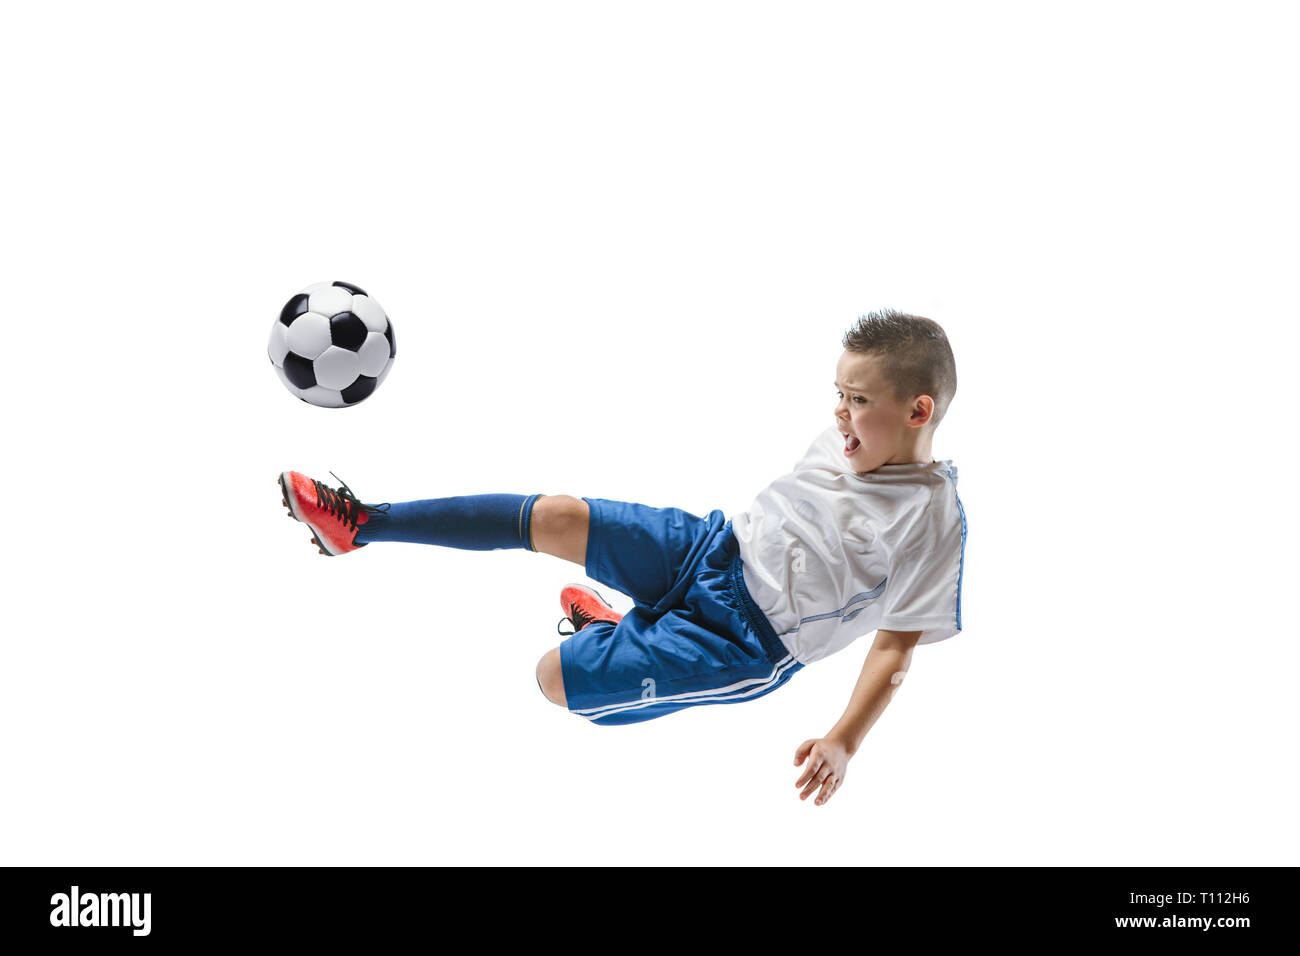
[908,394,935,428]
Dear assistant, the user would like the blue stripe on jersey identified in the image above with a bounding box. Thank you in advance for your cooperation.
[944,466,967,631]
[786,580,888,633]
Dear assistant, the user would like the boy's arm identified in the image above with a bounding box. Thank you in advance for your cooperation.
[793,628,922,806]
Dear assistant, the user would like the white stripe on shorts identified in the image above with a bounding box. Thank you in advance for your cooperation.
[572,654,799,721]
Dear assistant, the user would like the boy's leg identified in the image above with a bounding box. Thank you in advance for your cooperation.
[281,472,552,556]
[360,491,718,615]
[280,474,710,608]
[550,607,800,725]
[278,471,586,560]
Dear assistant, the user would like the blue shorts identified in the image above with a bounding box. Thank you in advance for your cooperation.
[559,497,802,726]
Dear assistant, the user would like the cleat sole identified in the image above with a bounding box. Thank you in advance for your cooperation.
[562,582,615,611]
[278,474,299,522]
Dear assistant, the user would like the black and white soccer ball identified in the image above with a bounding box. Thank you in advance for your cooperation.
[268,281,395,407]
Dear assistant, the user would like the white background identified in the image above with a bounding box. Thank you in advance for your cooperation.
[3,0,1297,865]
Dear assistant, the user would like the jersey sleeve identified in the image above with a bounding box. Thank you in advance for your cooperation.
[877,491,965,645]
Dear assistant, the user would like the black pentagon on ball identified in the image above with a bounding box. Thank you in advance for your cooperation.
[282,352,316,389]
[341,375,378,405]
[384,322,396,357]
[332,280,368,296]
[279,293,310,326]
[329,312,369,351]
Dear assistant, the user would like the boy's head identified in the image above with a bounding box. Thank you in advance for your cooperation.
[834,309,957,473]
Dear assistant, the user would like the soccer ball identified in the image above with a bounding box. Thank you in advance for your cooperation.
[268,281,395,407]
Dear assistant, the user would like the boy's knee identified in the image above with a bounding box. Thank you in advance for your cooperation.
[536,648,567,707]
[533,495,588,536]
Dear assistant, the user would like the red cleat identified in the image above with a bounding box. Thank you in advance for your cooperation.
[558,584,623,636]
[278,470,388,556]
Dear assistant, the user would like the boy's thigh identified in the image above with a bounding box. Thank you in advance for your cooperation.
[581,497,725,610]
[558,609,796,726]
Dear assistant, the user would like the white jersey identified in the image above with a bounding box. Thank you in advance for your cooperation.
[729,426,966,665]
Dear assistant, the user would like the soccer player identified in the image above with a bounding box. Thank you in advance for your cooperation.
[278,310,966,806]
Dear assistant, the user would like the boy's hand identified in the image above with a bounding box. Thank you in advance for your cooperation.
[793,736,851,806]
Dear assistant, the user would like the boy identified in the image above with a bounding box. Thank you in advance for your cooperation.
[277,310,966,806]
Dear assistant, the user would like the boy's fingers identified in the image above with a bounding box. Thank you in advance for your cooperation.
[795,756,823,789]
[793,739,816,765]
[801,774,825,801]
[816,778,838,805]
[800,766,831,800]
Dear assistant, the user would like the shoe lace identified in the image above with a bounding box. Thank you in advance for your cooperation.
[312,471,391,532]
[557,602,600,637]
[556,600,611,639]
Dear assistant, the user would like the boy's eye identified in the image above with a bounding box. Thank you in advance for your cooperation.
[854,396,866,404]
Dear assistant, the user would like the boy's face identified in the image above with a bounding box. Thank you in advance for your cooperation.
[833,350,931,473]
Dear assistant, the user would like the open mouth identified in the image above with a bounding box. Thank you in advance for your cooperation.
[841,431,861,457]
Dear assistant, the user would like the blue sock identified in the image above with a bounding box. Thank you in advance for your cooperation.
[354,493,546,551]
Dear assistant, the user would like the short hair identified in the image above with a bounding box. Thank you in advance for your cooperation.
[842,309,957,427]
